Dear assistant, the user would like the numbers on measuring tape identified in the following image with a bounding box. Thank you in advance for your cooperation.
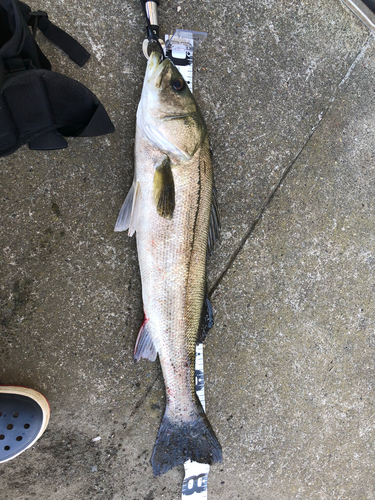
[182,473,208,496]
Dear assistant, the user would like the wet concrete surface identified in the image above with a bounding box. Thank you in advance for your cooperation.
[1,0,374,498]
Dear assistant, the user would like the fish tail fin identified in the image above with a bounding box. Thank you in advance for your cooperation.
[151,401,222,476]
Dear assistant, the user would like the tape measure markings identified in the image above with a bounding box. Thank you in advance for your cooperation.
[166,31,210,500]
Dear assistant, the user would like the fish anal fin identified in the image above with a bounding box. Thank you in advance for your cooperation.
[134,318,157,362]
[207,186,220,257]
[197,293,214,344]
[114,180,140,236]
[153,157,175,219]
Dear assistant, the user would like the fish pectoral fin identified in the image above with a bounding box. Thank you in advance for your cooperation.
[207,186,220,257]
[134,320,157,362]
[114,180,140,236]
[153,157,175,219]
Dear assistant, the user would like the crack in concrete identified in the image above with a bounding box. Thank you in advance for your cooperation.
[208,33,374,298]
[128,367,162,419]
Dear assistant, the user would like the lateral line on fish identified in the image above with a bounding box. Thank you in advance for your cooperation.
[184,155,203,391]
[162,113,199,121]
[186,155,202,313]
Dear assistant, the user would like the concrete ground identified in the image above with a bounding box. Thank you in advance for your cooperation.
[1,0,374,498]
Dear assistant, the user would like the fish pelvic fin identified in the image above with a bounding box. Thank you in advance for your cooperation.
[114,180,140,236]
[151,400,222,476]
[134,319,157,362]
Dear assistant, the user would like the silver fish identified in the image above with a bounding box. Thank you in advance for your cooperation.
[115,52,221,476]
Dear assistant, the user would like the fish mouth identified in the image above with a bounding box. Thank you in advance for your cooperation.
[147,51,170,87]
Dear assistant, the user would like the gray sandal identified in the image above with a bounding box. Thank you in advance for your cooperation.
[0,386,50,463]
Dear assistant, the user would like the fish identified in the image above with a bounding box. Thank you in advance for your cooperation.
[115,51,222,476]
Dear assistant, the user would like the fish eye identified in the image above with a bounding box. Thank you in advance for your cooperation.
[171,78,186,92]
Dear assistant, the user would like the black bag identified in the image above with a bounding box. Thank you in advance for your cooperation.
[0,0,115,156]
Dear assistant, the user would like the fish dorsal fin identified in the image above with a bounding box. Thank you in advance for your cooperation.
[207,186,220,257]
[134,319,157,362]
[153,157,175,219]
[114,180,140,236]
[196,293,214,344]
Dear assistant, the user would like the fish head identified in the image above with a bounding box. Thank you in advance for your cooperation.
[137,52,207,162]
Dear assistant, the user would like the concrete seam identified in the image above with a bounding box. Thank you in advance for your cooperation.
[128,368,162,419]
[208,34,374,298]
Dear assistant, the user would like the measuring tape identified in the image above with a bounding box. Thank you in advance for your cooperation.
[164,30,206,92]
[166,30,210,500]
[166,32,210,500]
[142,23,210,500]
[181,344,210,499]
[142,28,207,93]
